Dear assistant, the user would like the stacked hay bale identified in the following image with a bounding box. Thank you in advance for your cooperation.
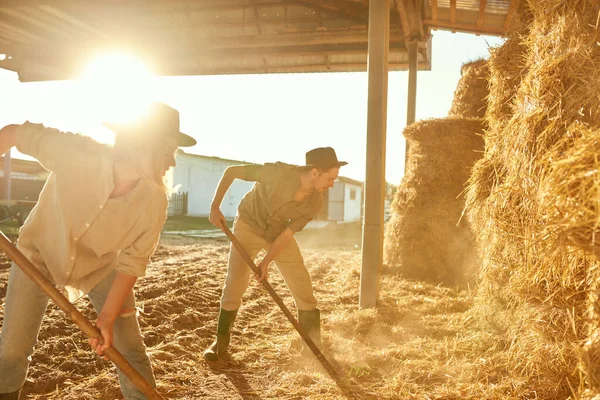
[384,119,484,285]
[465,1,531,310]
[448,59,489,119]
[465,0,600,396]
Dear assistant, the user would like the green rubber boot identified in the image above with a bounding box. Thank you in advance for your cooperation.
[298,309,322,356]
[203,308,238,361]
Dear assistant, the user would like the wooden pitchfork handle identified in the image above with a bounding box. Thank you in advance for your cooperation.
[220,222,339,380]
[0,232,165,400]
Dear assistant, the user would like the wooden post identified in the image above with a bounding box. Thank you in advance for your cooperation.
[360,0,389,309]
[3,149,11,200]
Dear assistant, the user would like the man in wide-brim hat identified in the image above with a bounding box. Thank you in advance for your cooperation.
[203,147,347,361]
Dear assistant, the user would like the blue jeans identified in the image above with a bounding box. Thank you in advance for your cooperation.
[0,265,155,399]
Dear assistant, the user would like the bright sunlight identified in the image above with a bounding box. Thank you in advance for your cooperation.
[78,53,155,141]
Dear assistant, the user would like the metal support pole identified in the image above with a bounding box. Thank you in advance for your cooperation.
[4,150,11,200]
[360,0,389,309]
[407,41,418,125]
[3,149,11,200]
[405,41,418,168]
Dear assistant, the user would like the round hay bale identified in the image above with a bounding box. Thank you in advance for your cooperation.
[383,118,484,286]
[448,59,490,119]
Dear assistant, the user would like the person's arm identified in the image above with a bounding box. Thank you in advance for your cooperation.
[88,272,137,358]
[209,165,255,229]
[0,124,19,155]
[255,227,295,282]
[88,195,167,357]
[2,122,107,172]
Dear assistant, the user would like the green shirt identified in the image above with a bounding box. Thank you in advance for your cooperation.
[238,162,322,242]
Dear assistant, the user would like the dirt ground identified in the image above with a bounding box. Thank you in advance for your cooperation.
[0,224,559,399]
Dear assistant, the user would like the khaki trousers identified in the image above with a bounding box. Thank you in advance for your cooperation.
[220,217,317,311]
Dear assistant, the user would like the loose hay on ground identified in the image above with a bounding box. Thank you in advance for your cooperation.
[0,225,553,399]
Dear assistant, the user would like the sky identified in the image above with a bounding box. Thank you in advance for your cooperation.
[0,31,504,185]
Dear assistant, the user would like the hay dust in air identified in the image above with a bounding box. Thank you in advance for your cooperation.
[0,224,553,400]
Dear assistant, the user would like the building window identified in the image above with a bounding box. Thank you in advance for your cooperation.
[350,188,357,200]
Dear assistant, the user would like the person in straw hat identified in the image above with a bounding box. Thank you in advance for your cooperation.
[204,147,347,361]
[0,103,196,400]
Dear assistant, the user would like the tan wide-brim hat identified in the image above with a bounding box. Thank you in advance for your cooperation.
[103,102,197,147]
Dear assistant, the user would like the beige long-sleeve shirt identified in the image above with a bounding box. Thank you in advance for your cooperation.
[15,122,168,302]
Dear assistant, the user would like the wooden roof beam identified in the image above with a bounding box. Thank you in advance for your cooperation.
[285,0,367,24]
[0,1,296,13]
[423,19,503,36]
[430,0,438,22]
[178,29,407,50]
[476,0,487,27]
[394,0,411,40]
[13,61,429,81]
[0,8,72,39]
[252,0,262,36]
[37,5,105,38]
[0,20,48,42]
[503,0,517,32]
[0,34,18,46]
[0,24,408,58]
[414,0,425,38]
[394,0,426,41]
[450,0,456,24]
[1,36,413,63]
[133,16,366,32]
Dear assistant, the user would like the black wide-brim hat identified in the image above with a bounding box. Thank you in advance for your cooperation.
[304,147,347,169]
[103,102,197,147]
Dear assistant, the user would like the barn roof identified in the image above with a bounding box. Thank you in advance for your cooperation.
[177,150,257,166]
[0,0,514,82]
[338,175,363,186]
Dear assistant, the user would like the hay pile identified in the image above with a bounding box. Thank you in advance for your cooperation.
[465,0,600,396]
[448,59,490,119]
[384,118,484,285]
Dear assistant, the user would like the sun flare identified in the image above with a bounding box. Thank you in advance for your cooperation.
[79,53,154,125]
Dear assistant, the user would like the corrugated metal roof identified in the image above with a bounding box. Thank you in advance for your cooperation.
[0,0,514,81]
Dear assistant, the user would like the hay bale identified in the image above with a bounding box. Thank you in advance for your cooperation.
[448,59,490,119]
[538,125,600,253]
[384,118,484,285]
[465,0,600,396]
